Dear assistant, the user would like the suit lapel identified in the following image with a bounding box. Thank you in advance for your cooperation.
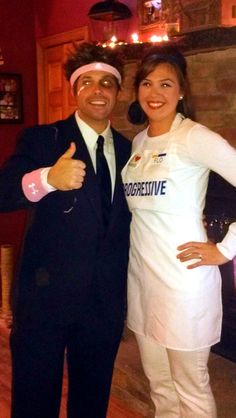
[60,116,129,230]
[62,115,102,223]
[111,132,126,219]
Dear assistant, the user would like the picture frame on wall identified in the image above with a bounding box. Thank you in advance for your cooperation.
[138,0,220,37]
[0,73,23,123]
[137,0,180,39]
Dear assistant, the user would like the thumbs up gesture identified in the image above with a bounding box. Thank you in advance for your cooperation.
[47,142,86,191]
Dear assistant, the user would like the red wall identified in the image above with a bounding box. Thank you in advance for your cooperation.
[0,0,38,261]
[34,0,138,40]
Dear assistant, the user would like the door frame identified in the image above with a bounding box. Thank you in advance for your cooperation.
[36,26,88,123]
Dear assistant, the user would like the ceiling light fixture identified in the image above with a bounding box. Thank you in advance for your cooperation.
[88,0,132,21]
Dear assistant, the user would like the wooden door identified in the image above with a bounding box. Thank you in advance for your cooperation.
[44,43,75,123]
[37,27,88,124]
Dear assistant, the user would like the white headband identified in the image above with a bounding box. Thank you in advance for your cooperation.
[70,62,122,87]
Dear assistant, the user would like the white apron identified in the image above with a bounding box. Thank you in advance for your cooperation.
[122,114,222,350]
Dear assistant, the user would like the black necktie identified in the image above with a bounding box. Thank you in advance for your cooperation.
[96,135,112,229]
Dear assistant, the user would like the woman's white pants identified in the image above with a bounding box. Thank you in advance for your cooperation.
[135,333,217,418]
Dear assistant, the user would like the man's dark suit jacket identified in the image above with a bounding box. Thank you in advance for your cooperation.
[0,114,131,330]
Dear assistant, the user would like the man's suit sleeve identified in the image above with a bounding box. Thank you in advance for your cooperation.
[0,125,58,212]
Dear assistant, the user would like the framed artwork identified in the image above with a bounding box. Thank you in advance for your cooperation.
[138,1,179,26]
[0,73,23,123]
[179,0,220,32]
[138,0,220,36]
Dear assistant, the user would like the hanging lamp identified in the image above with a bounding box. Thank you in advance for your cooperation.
[88,0,132,21]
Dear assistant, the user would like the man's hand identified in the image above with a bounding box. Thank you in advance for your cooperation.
[176,240,229,269]
[47,142,86,191]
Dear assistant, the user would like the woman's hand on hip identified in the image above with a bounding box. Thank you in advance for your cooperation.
[176,240,229,269]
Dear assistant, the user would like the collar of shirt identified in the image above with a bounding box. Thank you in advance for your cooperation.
[74,111,116,197]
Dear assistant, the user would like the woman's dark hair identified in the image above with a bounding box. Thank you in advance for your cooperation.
[135,45,187,91]
[64,42,124,93]
[128,45,193,124]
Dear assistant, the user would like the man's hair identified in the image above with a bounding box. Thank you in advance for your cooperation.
[64,42,124,91]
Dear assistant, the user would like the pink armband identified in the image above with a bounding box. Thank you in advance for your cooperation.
[22,168,51,202]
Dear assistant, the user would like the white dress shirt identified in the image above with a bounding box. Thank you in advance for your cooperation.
[75,112,116,196]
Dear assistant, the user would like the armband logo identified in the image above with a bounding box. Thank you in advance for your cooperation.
[28,182,39,195]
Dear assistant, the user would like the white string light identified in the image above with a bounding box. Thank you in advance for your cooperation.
[97,32,169,48]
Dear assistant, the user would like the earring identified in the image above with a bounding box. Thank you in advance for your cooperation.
[179,95,184,100]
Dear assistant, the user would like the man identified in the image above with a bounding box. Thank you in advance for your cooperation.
[0,42,131,418]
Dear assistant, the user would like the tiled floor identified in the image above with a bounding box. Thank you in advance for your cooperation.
[1,318,236,418]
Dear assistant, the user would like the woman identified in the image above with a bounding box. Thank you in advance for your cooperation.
[122,46,236,417]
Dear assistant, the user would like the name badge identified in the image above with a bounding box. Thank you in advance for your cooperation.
[152,153,167,164]
[129,154,142,167]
